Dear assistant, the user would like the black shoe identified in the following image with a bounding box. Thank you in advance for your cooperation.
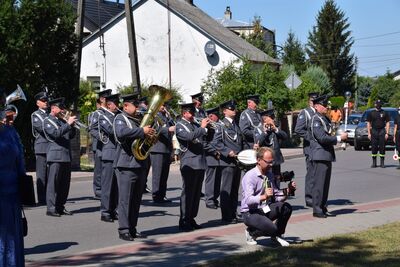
[190,219,202,229]
[132,231,147,239]
[144,187,151,194]
[206,203,218,209]
[313,212,327,218]
[305,201,313,207]
[112,212,119,220]
[153,197,172,203]
[119,233,135,241]
[101,215,114,222]
[46,211,61,217]
[93,195,101,200]
[59,209,73,216]
[200,192,205,198]
[179,220,194,231]
[322,207,336,217]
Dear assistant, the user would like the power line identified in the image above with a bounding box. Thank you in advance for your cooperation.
[354,42,400,48]
[360,57,400,64]
[354,31,400,41]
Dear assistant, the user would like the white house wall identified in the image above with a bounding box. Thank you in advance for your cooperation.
[80,0,239,102]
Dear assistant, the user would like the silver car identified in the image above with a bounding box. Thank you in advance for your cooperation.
[336,114,362,145]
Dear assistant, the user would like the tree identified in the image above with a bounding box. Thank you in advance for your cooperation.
[243,16,277,59]
[306,0,355,96]
[282,30,307,74]
[371,74,400,106]
[0,0,78,162]
[356,76,374,108]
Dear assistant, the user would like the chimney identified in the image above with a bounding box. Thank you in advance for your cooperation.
[184,0,194,5]
[224,6,232,20]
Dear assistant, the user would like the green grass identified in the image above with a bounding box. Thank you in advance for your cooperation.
[203,222,400,267]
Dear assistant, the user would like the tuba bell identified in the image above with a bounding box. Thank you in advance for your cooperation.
[4,85,27,120]
[132,85,172,160]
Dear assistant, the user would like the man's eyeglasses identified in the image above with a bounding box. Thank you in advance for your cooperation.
[260,158,274,165]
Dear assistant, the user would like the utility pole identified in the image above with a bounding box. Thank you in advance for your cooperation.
[354,56,358,111]
[125,0,141,94]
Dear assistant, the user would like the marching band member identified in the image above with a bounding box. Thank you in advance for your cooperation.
[88,89,112,199]
[204,107,222,210]
[191,92,207,119]
[113,94,155,241]
[213,100,244,224]
[31,91,49,205]
[98,94,120,222]
[43,98,76,217]
[239,95,262,149]
[309,95,347,218]
[256,109,288,176]
[294,92,319,207]
[149,103,175,203]
[176,102,210,231]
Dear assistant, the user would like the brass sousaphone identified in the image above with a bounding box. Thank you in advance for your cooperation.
[132,85,172,160]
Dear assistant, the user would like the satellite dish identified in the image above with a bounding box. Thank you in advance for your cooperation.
[204,41,216,56]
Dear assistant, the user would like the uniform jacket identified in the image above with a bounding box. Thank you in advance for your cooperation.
[294,106,316,156]
[255,127,287,165]
[309,113,337,162]
[113,112,147,169]
[99,109,119,161]
[89,108,106,156]
[213,117,243,167]
[239,108,262,149]
[150,111,174,154]
[176,118,207,170]
[203,121,222,167]
[43,114,76,162]
[31,109,49,154]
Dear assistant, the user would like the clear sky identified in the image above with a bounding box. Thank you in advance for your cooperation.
[193,0,400,77]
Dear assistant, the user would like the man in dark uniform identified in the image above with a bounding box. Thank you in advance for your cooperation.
[191,92,207,119]
[203,107,222,209]
[43,98,77,217]
[239,95,262,149]
[113,94,155,241]
[214,100,243,224]
[367,100,390,168]
[89,89,112,198]
[176,102,211,231]
[309,95,347,218]
[98,94,120,222]
[149,103,175,203]
[294,92,319,207]
[31,91,49,205]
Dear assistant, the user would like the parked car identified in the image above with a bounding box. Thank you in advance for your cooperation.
[354,107,398,151]
[336,113,362,145]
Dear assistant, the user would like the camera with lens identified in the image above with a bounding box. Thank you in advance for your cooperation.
[279,171,296,196]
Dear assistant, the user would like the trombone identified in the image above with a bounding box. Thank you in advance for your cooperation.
[59,109,88,130]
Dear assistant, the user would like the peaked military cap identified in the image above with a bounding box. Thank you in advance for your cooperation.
[259,108,275,117]
[312,94,329,107]
[220,100,236,111]
[206,107,219,116]
[308,92,319,99]
[191,92,204,102]
[105,94,120,104]
[97,89,112,98]
[180,102,196,113]
[48,97,66,109]
[121,94,140,105]
[374,99,382,105]
[34,91,48,101]
[247,94,260,104]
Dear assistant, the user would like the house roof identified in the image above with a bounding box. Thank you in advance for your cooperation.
[392,69,400,77]
[84,0,279,65]
[215,18,251,28]
[67,0,124,32]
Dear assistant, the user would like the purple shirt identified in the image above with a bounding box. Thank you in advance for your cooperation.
[240,166,284,213]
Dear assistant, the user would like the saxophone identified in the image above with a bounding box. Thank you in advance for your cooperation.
[132,85,172,160]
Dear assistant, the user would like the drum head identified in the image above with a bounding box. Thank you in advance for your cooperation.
[237,149,257,166]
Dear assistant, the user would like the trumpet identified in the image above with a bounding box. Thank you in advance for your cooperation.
[59,110,88,130]
[193,117,218,129]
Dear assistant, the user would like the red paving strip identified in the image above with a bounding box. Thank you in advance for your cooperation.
[27,197,400,267]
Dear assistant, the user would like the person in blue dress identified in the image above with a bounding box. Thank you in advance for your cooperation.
[0,88,25,267]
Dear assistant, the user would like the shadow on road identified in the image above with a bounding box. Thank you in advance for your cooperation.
[25,242,79,255]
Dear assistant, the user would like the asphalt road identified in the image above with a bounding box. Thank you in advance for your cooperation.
[24,147,400,263]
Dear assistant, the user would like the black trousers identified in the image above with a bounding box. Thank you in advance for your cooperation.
[311,160,332,214]
[46,162,71,213]
[242,202,292,237]
[150,153,171,200]
[115,167,145,235]
[35,154,47,204]
[220,166,241,221]
[371,128,386,156]
[93,151,102,198]
[304,156,313,204]
[396,132,400,152]
[204,166,221,206]
[180,166,204,222]
[100,161,118,216]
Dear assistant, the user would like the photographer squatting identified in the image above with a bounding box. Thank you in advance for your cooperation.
[240,146,296,246]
